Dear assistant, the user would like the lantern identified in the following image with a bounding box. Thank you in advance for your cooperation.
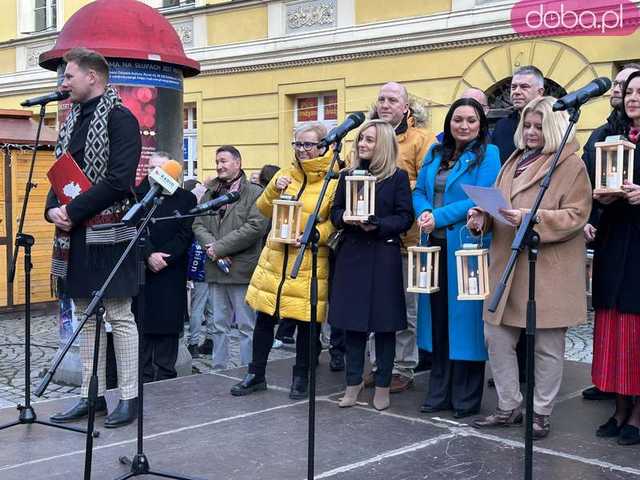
[270,195,303,244]
[455,230,489,300]
[344,170,376,221]
[594,137,635,193]
[407,233,440,294]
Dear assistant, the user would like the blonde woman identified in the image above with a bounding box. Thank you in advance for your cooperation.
[468,96,591,438]
[328,119,414,411]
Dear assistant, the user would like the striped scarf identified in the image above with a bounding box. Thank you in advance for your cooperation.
[51,86,136,294]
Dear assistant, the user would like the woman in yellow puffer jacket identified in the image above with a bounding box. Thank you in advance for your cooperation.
[231,122,338,400]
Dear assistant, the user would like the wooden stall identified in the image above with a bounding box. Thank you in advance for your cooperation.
[0,109,58,309]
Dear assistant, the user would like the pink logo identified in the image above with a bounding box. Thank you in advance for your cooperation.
[511,0,640,37]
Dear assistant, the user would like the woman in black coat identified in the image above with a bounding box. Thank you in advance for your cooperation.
[132,154,196,383]
[329,119,414,411]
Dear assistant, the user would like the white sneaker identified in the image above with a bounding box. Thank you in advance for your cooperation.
[272,339,284,349]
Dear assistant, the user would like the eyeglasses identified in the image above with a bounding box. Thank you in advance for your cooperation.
[291,141,319,150]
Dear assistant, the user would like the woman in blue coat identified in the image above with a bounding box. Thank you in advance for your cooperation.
[413,98,500,418]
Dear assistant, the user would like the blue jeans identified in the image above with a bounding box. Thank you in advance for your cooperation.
[188,281,214,346]
[212,283,255,369]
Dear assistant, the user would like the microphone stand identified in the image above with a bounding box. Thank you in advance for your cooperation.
[0,103,87,437]
[487,106,581,480]
[290,141,341,480]
[36,197,207,480]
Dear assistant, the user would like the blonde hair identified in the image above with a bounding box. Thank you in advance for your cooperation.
[514,96,575,154]
[294,122,328,142]
[352,119,398,181]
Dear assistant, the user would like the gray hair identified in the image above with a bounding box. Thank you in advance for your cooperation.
[513,65,545,89]
[294,122,328,141]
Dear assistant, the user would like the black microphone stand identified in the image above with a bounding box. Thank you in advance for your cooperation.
[290,141,342,480]
[36,197,207,480]
[487,106,581,480]
[0,103,87,437]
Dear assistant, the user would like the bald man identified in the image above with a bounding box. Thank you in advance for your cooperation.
[364,81,437,393]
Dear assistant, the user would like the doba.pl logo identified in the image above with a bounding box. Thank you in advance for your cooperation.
[511,0,640,37]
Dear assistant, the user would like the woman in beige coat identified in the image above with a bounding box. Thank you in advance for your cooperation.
[467,96,591,439]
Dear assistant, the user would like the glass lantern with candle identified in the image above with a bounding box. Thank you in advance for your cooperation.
[455,229,490,301]
[407,232,440,294]
[594,136,636,194]
[270,194,303,245]
[344,170,376,221]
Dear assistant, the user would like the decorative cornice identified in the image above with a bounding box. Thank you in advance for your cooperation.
[202,31,523,76]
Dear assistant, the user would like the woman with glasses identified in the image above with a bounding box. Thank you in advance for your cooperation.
[328,119,414,411]
[231,122,338,400]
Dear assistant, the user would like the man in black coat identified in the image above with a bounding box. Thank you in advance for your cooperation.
[134,152,196,382]
[581,63,640,401]
[47,48,141,428]
[491,65,545,164]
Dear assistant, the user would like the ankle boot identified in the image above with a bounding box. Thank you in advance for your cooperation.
[339,382,363,408]
[50,396,107,423]
[104,398,138,428]
[289,376,308,400]
[373,387,390,411]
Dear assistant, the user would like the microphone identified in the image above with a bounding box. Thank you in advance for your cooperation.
[121,159,182,225]
[552,77,612,112]
[188,191,241,215]
[21,90,70,107]
[317,112,366,149]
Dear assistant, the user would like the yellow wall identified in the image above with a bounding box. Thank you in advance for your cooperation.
[64,0,92,22]
[0,48,16,74]
[356,0,451,24]
[207,6,268,45]
[0,1,17,42]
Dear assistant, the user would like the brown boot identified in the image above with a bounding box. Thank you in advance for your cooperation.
[473,407,523,428]
[373,387,390,411]
[339,383,363,408]
[532,413,550,439]
[389,374,414,393]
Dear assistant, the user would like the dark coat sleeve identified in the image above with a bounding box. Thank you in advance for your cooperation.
[582,126,604,228]
[65,107,141,224]
[330,172,347,230]
[44,188,60,221]
[371,169,414,238]
[147,190,197,268]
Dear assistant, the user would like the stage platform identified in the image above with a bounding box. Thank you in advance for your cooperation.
[0,353,638,479]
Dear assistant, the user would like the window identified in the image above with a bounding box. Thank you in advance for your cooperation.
[183,104,198,180]
[162,0,195,8]
[294,92,338,132]
[34,0,56,32]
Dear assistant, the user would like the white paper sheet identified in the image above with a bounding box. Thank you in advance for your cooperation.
[462,184,513,225]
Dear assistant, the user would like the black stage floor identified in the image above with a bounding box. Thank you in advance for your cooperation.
[1,353,638,479]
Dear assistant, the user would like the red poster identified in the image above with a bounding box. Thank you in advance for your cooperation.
[297,97,318,122]
[324,94,337,121]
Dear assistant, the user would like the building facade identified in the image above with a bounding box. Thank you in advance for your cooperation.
[0,0,638,178]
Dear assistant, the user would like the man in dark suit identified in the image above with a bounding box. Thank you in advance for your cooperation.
[135,152,196,382]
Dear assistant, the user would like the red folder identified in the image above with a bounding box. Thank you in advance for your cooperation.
[47,152,92,205]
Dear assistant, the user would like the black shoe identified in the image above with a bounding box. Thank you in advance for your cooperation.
[50,397,107,423]
[104,398,138,429]
[597,417,626,438]
[420,403,452,414]
[487,378,495,388]
[279,336,295,345]
[289,376,308,400]
[187,344,200,357]
[618,425,640,445]
[583,386,616,401]
[453,408,480,419]
[329,355,345,372]
[199,339,213,355]
[230,373,267,396]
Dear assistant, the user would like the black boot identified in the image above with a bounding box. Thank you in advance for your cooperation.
[230,373,267,396]
[329,353,345,372]
[50,396,107,423]
[289,376,308,400]
[104,398,138,428]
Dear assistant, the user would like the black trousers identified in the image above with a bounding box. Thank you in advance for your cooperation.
[140,334,179,383]
[345,330,395,387]
[249,312,321,379]
[275,319,297,340]
[424,237,485,411]
[329,325,346,358]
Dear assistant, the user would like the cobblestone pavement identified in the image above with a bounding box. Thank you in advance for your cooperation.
[0,305,594,408]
